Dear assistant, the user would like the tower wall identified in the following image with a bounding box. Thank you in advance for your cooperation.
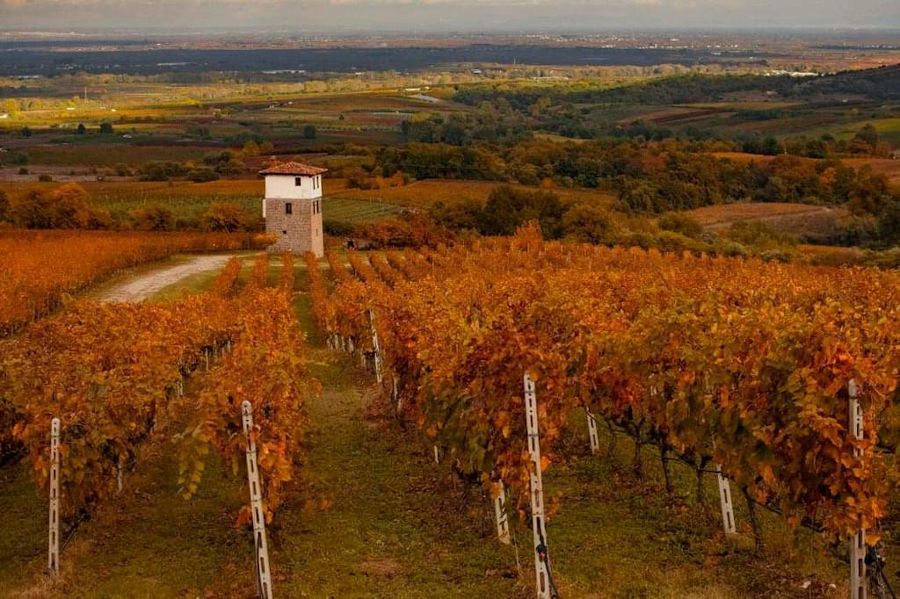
[264,174,322,200]
[265,197,324,257]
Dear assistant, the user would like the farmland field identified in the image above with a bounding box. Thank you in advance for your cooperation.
[685,202,846,237]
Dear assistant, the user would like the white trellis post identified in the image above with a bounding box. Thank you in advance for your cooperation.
[433,446,441,464]
[524,373,553,599]
[585,408,599,455]
[48,417,60,576]
[715,465,736,535]
[848,379,866,599]
[241,401,274,599]
[368,309,383,384]
[493,481,511,545]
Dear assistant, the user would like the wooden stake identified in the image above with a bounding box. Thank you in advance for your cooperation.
[715,465,736,535]
[524,373,552,599]
[241,401,274,599]
[585,408,599,455]
[848,379,866,599]
[368,309,383,384]
[493,481,511,545]
[48,417,60,576]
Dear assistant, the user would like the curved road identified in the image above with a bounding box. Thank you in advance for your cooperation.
[98,254,234,303]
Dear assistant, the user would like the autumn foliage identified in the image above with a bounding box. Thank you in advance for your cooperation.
[0,293,241,519]
[179,253,313,524]
[0,253,311,527]
[0,229,256,336]
[320,226,898,541]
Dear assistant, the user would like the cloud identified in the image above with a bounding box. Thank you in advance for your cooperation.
[1,0,897,29]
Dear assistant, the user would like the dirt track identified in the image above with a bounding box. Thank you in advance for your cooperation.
[98,254,233,303]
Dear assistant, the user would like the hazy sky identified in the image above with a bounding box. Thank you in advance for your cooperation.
[1,0,898,32]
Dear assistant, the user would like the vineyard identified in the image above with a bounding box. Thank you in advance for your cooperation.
[0,252,310,594]
[311,226,899,595]
[0,230,259,337]
[0,235,897,597]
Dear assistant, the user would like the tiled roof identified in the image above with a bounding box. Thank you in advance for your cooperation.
[259,161,328,176]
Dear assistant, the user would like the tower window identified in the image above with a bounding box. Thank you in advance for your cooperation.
[285,202,292,215]
[295,177,303,187]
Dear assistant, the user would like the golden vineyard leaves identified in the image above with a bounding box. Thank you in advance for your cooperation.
[319,226,898,540]
[0,229,256,336]
[0,253,311,527]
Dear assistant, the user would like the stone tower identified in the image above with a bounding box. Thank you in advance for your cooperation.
[259,161,327,257]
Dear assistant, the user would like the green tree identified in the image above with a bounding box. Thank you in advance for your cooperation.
[877,199,900,246]
[561,203,620,244]
[477,186,565,238]
[854,124,879,147]
[99,122,114,135]
[303,125,317,140]
[76,123,86,135]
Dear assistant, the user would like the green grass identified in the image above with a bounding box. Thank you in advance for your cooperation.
[324,197,404,224]
[0,464,46,597]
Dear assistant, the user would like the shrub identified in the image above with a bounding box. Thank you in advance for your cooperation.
[187,168,220,183]
[10,183,109,229]
[130,206,176,231]
[38,174,53,182]
[658,212,705,238]
[725,221,795,250]
[201,202,249,232]
[721,241,749,258]
[139,161,187,182]
[561,203,620,244]
[324,220,355,236]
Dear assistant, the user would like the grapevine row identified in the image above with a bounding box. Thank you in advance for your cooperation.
[0,229,257,336]
[319,227,899,542]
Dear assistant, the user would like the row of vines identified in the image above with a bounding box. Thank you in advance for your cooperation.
[0,229,261,337]
[0,251,310,540]
[313,227,899,551]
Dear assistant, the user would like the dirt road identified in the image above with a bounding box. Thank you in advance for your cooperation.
[98,254,234,303]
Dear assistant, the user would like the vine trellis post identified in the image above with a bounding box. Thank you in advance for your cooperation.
[524,373,553,599]
[241,401,274,599]
[48,417,60,577]
[715,465,736,535]
[585,408,599,455]
[848,379,867,599]
[368,309,383,384]
[493,481,511,545]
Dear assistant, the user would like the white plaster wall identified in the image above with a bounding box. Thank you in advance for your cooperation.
[264,174,322,200]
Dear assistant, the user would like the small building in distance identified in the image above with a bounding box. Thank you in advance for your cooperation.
[259,161,327,257]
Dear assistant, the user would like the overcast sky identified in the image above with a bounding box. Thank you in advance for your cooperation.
[1,0,898,32]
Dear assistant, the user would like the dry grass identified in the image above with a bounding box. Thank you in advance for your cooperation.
[685,202,846,239]
[331,179,617,209]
